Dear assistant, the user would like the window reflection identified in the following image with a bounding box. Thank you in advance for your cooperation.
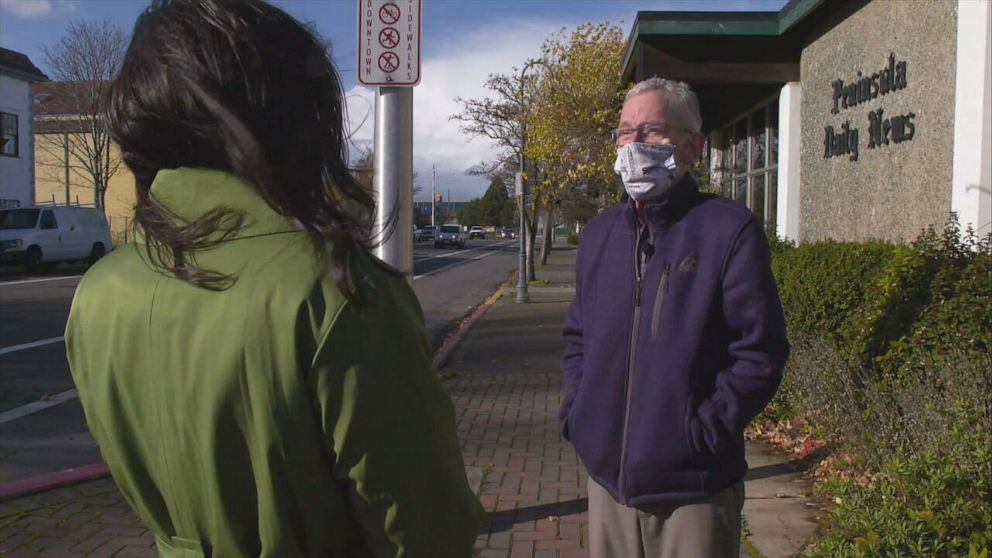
[767,171,778,236]
[711,96,779,237]
[751,109,766,170]
[769,101,779,166]
[752,174,765,228]
[734,120,747,174]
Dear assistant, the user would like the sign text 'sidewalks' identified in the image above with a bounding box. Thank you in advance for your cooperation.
[824,53,916,162]
[358,0,422,86]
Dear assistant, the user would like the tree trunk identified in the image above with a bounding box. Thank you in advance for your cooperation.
[526,205,537,281]
[540,205,554,265]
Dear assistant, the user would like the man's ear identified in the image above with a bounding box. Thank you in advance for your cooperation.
[690,131,706,161]
[679,132,706,168]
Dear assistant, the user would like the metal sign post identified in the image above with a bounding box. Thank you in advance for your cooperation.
[373,88,414,275]
[359,0,422,279]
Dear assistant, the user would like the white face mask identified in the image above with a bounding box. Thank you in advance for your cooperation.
[613,142,679,201]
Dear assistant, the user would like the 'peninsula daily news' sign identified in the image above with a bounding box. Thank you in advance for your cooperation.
[358,0,422,86]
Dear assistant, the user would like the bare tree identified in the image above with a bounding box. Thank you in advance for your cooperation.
[452,69,545,279]
[451,73,529,176]
[38,21,127,213]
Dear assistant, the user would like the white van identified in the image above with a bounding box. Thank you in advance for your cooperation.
[0,207,113,272]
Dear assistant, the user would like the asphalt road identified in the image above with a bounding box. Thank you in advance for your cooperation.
[0,237,520,482]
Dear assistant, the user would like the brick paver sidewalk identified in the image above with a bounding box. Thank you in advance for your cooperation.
[445,248,589,558]
[0,478,155,557]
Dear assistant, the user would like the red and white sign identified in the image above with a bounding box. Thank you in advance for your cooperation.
[358,0,422,86]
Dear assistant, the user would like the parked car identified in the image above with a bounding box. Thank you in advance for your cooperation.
[419,225,436,242]
[500,227,517,239]
[469,226,486,239]
[0,206,112,273]
[413,226,426,242]
[435,224,467,248]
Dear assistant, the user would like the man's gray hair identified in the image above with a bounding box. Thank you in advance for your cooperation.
[625,77,702,133]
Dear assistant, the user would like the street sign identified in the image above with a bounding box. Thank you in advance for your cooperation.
[358,0,422,86]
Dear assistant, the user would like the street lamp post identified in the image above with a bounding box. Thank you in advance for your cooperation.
[516,58,544,304]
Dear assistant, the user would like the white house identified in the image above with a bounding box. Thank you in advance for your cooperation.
[0,47,48,209]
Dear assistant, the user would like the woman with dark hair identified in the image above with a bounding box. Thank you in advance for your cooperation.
[65,0,484,555]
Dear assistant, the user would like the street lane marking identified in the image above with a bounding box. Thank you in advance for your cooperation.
[0,389,78,425]
[413,247,502,280]
[0,336,65,356]
[0,275,83,287]
[414,247,474,261]
[412,240,515,261]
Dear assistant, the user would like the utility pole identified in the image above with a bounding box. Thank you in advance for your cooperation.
[431,163,436,227]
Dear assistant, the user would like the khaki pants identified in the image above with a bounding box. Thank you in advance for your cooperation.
[587,478,745,558]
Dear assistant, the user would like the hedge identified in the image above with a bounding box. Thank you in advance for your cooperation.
[766,216,992,558]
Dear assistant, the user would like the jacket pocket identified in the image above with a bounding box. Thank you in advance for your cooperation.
[684,390,707,456]
[650,264,671,338]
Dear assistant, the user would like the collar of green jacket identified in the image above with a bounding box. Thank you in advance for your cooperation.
[138,167,300,243]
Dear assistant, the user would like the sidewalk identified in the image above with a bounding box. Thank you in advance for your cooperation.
[0,246,818,558]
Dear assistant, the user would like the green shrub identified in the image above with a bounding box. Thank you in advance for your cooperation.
[804,398,991,558]
[875,227,992,381]
[772,239,895,348]
[787,348,992,558]
[767,218,992,556]
[567,231,579,245]
[775,337,991,468]
[842,219,991,375]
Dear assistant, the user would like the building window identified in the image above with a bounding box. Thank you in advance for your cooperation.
[715,98,779,235]
[1,112,18,157]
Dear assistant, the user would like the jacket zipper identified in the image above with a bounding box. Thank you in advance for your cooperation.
[650,265,671,338]
[618,222,646,504]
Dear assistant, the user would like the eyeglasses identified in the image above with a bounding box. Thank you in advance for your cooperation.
[610,124,691,145]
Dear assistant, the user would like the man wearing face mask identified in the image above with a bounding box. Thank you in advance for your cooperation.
[560,77,789,557]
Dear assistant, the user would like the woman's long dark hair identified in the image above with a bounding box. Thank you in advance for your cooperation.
[106,0,373,292]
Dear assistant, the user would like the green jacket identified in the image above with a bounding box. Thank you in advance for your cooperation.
[66,168,485,557]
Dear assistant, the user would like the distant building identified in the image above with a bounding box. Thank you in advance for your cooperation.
[623,0,991,242]
[0,47,48,208]
[33,81,137,244]
[414,200,469,226]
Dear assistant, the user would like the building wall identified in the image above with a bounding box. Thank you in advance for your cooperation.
[799,0,957,242]
[34,133,137,245]
[0,74,34,207]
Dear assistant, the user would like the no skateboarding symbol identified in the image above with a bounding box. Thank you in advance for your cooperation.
[358,0,422,86]
[379,52,399,72]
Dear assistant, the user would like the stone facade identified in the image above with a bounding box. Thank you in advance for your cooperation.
[799,0,958,242]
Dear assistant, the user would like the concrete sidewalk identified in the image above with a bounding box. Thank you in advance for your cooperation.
[0,246,817,558]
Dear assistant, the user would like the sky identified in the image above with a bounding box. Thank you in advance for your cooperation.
[0,0,788,201]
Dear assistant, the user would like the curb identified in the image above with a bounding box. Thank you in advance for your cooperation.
[0,462,109,502]
[432,271,514,371]
[1,272,516,502]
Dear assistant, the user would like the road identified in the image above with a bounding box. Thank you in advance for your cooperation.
[0,237,519,482]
